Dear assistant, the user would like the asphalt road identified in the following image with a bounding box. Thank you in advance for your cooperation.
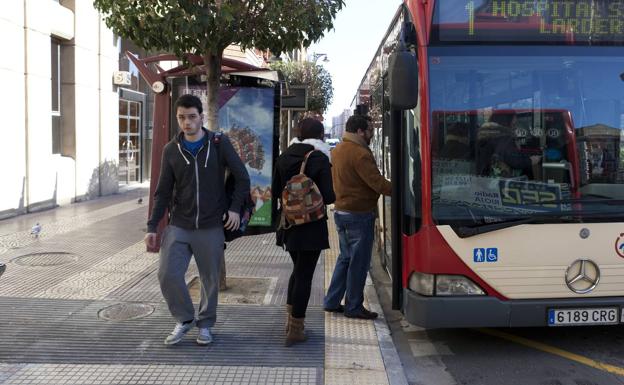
[370,255,624,385]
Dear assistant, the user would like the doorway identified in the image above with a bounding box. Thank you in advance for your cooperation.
[119,99,142,184]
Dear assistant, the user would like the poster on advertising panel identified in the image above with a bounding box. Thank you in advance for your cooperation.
[179,85,274,227]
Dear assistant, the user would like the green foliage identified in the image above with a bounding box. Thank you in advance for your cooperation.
[270,61,333,113]
[93,0,344,60]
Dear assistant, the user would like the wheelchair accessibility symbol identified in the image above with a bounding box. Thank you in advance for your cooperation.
[474,248,498,263]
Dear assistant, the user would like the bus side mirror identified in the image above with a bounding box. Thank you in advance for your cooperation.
[388,43,418,110]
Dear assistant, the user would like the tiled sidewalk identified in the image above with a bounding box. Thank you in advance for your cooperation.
[0,190,405,385]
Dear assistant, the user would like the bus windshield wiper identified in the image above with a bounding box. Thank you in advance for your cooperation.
[537,198,624,206]
[454,211,624,238]
[455,215,563,238]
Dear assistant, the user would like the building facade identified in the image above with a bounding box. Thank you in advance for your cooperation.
[331,109,352,139]
[0,0,269,220]
[0,0,119,219]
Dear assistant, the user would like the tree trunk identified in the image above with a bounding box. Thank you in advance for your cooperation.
[204,53,222,134]
[204,52,228,291]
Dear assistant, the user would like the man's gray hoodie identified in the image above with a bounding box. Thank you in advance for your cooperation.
[147,128,250,233]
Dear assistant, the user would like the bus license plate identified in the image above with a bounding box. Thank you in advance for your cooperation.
[548,308,619,326]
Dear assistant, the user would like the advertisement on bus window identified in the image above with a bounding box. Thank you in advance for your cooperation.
[433,159,571,214]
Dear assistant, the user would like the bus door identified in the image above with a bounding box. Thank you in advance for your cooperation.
[383,76,423,310]
[381,75,393,277]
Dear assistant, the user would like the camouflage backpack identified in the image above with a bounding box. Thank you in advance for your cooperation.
[280,151,325,229]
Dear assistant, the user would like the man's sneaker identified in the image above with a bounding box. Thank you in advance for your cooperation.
[344,307,378,320]
[164,320,195,345]
[196,327,213,345]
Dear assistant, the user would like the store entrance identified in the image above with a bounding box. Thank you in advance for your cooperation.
[118,99,142,185]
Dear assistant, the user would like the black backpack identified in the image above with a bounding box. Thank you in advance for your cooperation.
[213,132,255,242]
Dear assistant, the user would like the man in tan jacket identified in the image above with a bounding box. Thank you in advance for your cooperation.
[324,114,391,319]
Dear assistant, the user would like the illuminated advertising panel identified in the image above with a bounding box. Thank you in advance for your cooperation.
[171,77,279,229]
[433,0,624,44]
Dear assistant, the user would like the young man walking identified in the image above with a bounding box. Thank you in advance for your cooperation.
[324,114,391,319]
[145,94,250,345]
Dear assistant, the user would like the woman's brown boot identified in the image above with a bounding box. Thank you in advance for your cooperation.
[285,304,292,333]
[285,315,307,347]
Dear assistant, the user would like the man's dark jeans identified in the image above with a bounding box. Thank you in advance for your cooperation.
[324,211,375,315]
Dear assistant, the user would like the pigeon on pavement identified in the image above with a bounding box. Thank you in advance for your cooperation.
[30,223,42,238]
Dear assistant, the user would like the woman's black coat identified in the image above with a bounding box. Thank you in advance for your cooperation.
[272,143,335,251]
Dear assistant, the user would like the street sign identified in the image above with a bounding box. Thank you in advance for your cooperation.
[281,86,308,110]
[113,71,132,86]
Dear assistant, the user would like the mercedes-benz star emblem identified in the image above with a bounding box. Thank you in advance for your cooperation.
[565,259,600,294]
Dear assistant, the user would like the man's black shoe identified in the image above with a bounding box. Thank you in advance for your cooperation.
[344,308,378,320]
[324,304,344,313]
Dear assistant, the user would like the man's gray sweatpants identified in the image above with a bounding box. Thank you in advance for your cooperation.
[158,225,224,328]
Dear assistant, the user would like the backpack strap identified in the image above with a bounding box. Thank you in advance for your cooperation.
[299,150,316,174]
[212,131,222,150]
[212,131,226,166]
[211,131,230,187]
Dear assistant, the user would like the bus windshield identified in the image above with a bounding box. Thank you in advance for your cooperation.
[429,45,624,229]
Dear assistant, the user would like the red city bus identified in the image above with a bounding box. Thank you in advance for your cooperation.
[357,0,624,328]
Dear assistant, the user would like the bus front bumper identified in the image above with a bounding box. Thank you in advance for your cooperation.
[403,289,624,328]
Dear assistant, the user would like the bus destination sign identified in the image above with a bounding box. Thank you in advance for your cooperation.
[434,0,624,43]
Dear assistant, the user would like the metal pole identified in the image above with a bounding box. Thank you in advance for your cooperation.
[287,109,292,144]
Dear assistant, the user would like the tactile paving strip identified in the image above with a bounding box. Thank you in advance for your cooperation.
[324,218,389,385]
[0,209,148,298]
[114,234,326,307]
[0,297,324,368]
[0,364,321,385]
[33,241,155,300]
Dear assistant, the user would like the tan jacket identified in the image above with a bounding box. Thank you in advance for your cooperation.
[331,132,392,213]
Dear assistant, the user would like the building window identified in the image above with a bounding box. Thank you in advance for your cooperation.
[51,39,61,154]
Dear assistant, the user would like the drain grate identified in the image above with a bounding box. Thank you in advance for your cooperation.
[12,252,79,267]
[98,302,155,321]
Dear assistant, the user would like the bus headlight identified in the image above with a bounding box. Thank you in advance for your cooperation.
[408,272,485,296]
[408,272,434,296]
[436,275,485,296]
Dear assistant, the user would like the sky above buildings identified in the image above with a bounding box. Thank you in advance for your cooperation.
[309,0,402,122]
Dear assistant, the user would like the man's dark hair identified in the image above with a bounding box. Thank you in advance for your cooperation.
[345,114,371,133]
[298,118,324,140]
[174,94,203,114]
